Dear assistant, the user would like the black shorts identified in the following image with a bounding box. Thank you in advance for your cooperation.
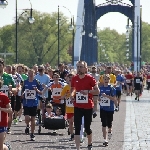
[147,82,150,90]
[126,83,132,87]
[134,86,141,91]
[116,90,121,98]
[100,109,114,128]
[11,95,22,112]
[23,106,37,116]
[74,107,92,135]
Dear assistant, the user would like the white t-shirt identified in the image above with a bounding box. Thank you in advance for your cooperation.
[90,73,100,82]
[45,112,55,118]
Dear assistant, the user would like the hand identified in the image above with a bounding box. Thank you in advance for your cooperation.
[70,96,75,103]
[102,93,107,97]
[42,84,46,88]
[33,87,38,91]
[115,107,119,112]
[80,90,88,95]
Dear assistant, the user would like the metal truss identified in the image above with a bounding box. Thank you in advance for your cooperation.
[97,0,132,7]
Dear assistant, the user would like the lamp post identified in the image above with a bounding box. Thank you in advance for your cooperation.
[57,5,60,65]
[0,0,8,8]
[15,0,35,63]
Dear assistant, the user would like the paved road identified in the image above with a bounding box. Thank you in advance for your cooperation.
[6,96,126,150]
[123,90,150,150]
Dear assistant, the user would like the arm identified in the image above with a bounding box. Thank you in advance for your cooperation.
[0,103,13,114]
[89,84,100,95]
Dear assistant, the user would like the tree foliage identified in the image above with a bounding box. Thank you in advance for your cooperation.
[0,10,150,66]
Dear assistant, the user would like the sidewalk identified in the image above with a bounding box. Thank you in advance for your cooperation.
[123,90,150,150]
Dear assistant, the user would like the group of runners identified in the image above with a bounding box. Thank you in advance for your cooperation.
[0,58,149,150]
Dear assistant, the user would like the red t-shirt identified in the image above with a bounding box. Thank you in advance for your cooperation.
[71,74,96,109]
[0,92,10,127]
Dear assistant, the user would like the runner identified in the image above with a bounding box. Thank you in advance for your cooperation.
[90,66,100,118]
[0,60,16,134]
[71,61,99,150]
[61,73,74,141]
[0,78,13,150]
[125,71,133,96]
[99,74,118,147]
[22,69,42,141]
[146,72,150,92]
[115,69,124,111]
[134,72,143,101]
[34,65,50,124]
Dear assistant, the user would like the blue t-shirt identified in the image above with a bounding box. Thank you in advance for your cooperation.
[34,74,50,98]
[22,79,41,107]
[116,74,124,91]
[99,85,116,112]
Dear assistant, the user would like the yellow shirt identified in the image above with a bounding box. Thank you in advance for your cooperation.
[99,74,116,85]
[61,84,74,114]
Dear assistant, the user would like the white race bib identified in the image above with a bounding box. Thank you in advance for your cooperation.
[52,88,62,97]
[136,79,140,83]
[100,96,110,106]
[0,110,1,122]
[126,79,130,83]
[116,81,120,87]
[66,97,74,107]
[148,79,150,82]
[76,92,88,104]
[0,85,9,96]
[25,89,36,99]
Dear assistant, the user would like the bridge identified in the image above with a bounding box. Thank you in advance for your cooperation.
[74,0,141,71]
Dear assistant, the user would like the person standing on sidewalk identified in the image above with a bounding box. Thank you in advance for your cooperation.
[71,61,99,150]
[99,74,118,147]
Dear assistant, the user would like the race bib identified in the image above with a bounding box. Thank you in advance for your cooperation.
[66,97,74,107]
[76,92,88,104]
[148,79,150,82]
[100,96,110,106]
[116,81,120,87]
[126,80,130,83]
[0,85,9,96]
[52,88,62,97]
[25,89,36,99]
[136,79,140,83]
[0,110,1,122]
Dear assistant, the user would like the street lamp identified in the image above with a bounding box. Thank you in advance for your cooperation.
[0,0,8,9]
[15,0,34,63]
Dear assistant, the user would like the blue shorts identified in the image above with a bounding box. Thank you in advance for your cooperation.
[0,127,7,133]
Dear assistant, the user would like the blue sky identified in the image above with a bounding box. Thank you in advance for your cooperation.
[0,0,149,34]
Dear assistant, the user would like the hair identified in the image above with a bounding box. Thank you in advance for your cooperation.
[58,63,64,67]
[17,64,24,70]
[6,65,12,69]
[28,69,35,73]
[76,61,87,68]
[103,74,110,79]
[56,107,62,113]
[46,103,53,109]
[52,73,60,78]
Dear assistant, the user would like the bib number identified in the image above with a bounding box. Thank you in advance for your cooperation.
[148,79,150,82]
[25,89,36,99]
[66,98,74,107]
[52,88,62,97]
[76,92,88,104]
[126,80,130,83]
[0,85,9,96]
[136,79,140,83]
[100,96,110,106]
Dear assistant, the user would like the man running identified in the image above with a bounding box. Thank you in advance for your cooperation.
[71,61,99,150]
[134,72,143,101]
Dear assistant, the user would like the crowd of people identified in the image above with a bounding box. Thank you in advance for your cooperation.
[0,58,149,150]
